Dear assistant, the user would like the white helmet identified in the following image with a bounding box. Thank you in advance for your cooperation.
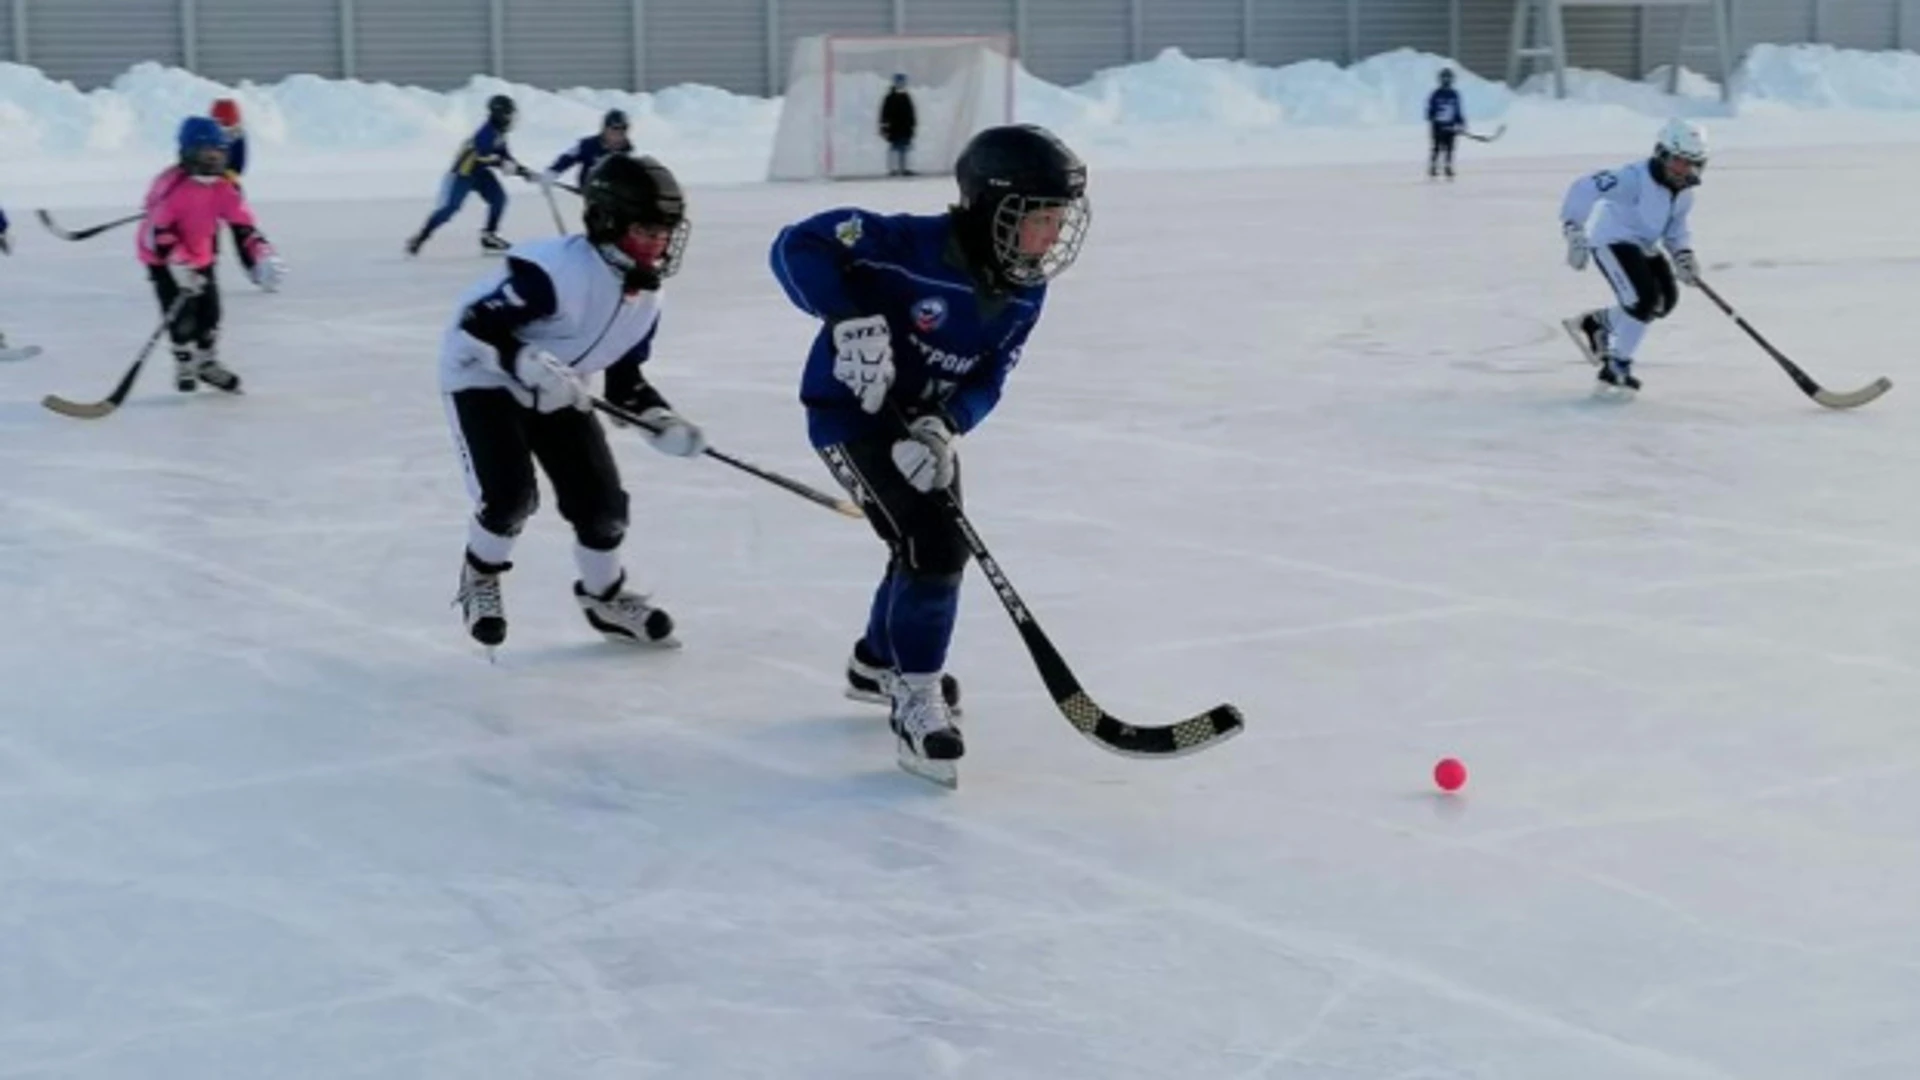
[1655,118,1708,163]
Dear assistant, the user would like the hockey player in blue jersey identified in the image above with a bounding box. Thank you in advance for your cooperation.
[1427,68,1464,179]
[209,97,272,285]
[541,109,631,190]
[770,124,1090,778]
[407,94,533,256]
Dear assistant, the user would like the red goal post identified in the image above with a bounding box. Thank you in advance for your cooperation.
[768,34,1017,181]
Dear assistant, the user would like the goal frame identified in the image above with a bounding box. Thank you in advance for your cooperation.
[816,33,1017,180]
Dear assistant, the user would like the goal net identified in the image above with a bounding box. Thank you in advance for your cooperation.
[768,34,1015,181]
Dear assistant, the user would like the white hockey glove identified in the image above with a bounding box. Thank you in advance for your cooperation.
[512,347,591,413]
[636,406,707,458]
[831,314,895,414]
[1562,221,1590,271]
[1671,248,1699,286]
[537,168,557,191]
[168,262,207,295]
[249,252,287,292]
[891,414,958,493]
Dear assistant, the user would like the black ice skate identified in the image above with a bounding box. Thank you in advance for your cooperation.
[574,573,676,646]
[890,671,963,789]
[173,348,197,392]
[479,231,511,255]
[404,232,426,256]
[1562,311,1612,367]
[845,638,961,716]
[456,552,508,649]
[1597,353,1641,392]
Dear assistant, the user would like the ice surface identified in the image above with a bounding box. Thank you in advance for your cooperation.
[3,120,1920,1077]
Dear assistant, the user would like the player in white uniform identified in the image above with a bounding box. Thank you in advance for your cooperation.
[439,154,706,650]
[1559,118,1709,391]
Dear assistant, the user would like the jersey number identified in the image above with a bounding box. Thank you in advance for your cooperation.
[1593,171,1618,192]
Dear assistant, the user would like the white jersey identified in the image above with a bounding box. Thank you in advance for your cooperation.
[438,235,662,401]
[1560,158,1694,254]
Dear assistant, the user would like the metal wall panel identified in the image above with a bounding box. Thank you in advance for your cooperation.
[644,0,770,94]
[1561,6,1638,73]
[1022,0,1131,84]
[1818,0,1897,47]
[196,0,343,83]
[505,0,632,89]
[1249,0,1349,66]
[1457,0,1515,78]
[354,0,490,89]
[1142,0,1245,60]
[776,0,892,87]
[1735,0,1818,48]
[1359,0,1450,56]
[901,0,1015,38]
[28,0,180,87]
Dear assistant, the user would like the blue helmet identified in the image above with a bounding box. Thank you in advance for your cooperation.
[177,115,228,175]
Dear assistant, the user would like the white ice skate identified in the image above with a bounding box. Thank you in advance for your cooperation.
[574,574,677,646]
[890,672,964,789]
[456,555,508,650]
[845,639,961,717]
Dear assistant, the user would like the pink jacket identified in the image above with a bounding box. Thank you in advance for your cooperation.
[136,166,262,269]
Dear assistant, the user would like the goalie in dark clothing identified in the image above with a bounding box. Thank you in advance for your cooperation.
[879,74,917,177]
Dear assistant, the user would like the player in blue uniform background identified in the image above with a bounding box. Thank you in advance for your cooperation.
[407,94,532,256]
[541,109,632,189]
[209,97,269,284]
[1426,68,1465,179]
[769,123,1090,778]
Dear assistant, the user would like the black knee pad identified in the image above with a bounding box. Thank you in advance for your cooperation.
[476,487,538,537]
[571,489,630,552]
[899,515,969,580]
[1626,294,1664,323]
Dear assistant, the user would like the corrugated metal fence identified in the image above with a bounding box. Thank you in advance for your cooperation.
[8,0,1906,97]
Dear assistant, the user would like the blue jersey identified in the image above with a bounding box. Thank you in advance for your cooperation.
[452,121,515,176]
[1427,88,1463,129]
[771,208,1044,448]
[549,135,620,183]
[225,133,248,176]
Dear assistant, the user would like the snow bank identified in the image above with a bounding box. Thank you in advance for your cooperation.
[0,41,1914,201]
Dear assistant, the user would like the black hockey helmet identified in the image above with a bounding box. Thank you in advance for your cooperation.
[603,108,629,130]
[583,153,689,291]
[1438,67,1455,86]
[951,124,1089,289]
[487,93,516,130]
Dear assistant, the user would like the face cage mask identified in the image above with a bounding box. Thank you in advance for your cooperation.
[593,216,691,291]
[1657,148,1705,189]
[987,193,1090,287]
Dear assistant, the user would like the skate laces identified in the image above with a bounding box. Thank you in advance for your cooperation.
[458,567,504,618]
[893,678,951,738]
[599,588,655,620]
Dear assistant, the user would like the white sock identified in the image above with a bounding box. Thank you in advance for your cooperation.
[573,544,624,596]
[466,519,516,567]
[1607,307,1648,359]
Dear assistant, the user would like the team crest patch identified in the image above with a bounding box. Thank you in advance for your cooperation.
[912,296,948,331]
[835,215,863,247]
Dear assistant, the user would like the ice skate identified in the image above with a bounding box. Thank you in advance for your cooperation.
[845,638,961,716]
[189,344,242,393]
[1596,353,1641,393]
[455,553,508,649]
[890,672,963,789]
[574,573,676,646]
[1562,311,1608,366]
[479,231,511,255]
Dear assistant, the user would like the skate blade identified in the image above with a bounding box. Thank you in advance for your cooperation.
[0,345,43,363]
[896,743,957,789]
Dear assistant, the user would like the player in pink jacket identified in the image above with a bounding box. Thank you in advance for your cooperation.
[138,116,284,393]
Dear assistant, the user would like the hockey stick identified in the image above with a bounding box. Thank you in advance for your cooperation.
[539,184,567,236]
[938,489,1245,758]
[1695,278,1892,409]
[36,208,142,242]
[1461,124,1506,143]
[42,295,189,419]
[592,397,864,518]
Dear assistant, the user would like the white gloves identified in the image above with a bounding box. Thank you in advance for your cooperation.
[891,414,957,493]
[512,347,591,413]
[1562,221,1590,271]
[637,406,706,457]
[831,314,894,414]
[1671,248,1699,286]
[249,252,286,292]
[537,168,557,190]
[169,262,207,295]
